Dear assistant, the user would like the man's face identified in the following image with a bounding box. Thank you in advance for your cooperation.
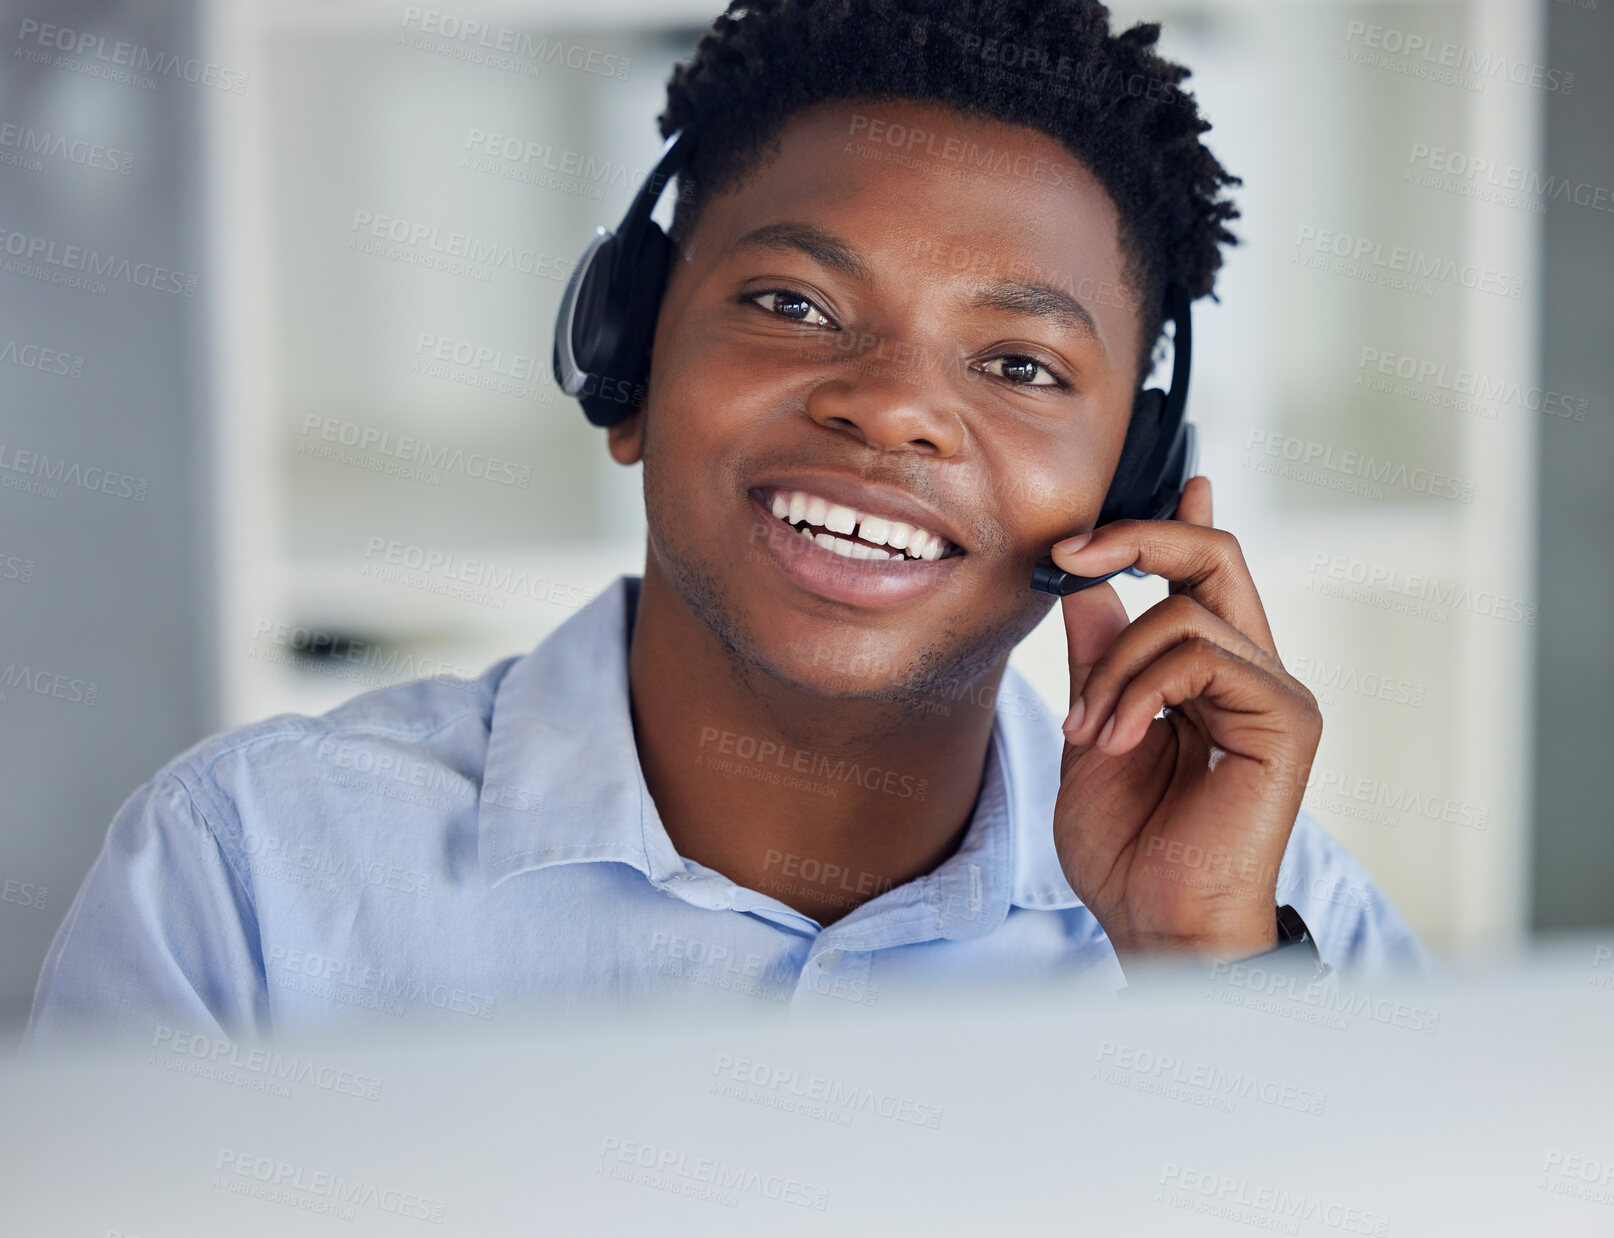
[616,99,1145,701]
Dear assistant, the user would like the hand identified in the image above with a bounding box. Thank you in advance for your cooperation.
[1050,476,1323,971]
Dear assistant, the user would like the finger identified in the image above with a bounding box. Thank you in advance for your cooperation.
[1060,578,1131,714]
[1092,636,1321,766]
[1063,593,1290,747]
[1049,512,1278,659]
[1173,474,1213,526]
[1058,480,1212,724]
[1161,476,1215,734]
[1168,476,1212,598]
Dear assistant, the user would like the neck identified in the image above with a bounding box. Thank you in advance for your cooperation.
[625,562,1005,926]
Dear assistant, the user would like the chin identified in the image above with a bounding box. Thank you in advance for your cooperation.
[717,561,1045,710]
[750,613,938,701]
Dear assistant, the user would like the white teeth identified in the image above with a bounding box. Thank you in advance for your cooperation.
[766,489,953,562]
[823,503,857,535]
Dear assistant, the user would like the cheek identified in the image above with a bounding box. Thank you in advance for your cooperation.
[980,434,1114,551]
[639,364,775,570]
[649,330,790,462]
[644,363,739,480]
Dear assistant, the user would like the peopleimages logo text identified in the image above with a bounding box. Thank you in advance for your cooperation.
[0,227,198,296]
[15,19,250,92]
[1343,20,1573,94]
[1293,225,1524,299]
[697,726,929,800]
[399,8,631,79]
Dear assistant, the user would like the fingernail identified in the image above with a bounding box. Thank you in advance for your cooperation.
[1063,697,1085,738]
[1097,715,1116,747]
[1053,532,1092,556]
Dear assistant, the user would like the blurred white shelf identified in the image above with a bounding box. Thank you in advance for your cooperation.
[284,540,644,636]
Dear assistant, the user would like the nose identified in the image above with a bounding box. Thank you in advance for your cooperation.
[804,347,966,457]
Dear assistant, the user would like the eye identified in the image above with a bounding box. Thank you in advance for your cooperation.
[749,289,836,328]
[977,354,1063,387]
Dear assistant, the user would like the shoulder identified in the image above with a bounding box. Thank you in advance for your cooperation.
[150,655,521,872]
[171,654,517,780]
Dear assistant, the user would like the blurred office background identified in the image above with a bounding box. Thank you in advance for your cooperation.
[1,0,1609,1032]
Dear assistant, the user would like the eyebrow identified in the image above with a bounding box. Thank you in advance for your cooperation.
[729,220,874,284]
[729,220,1104,352]
[962,280,1101,346]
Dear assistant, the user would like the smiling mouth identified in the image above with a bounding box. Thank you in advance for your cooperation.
[757,487,961,562]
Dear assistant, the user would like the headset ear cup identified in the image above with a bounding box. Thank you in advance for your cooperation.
[616,222,673,395]
[1097,388,1166,525]
[566,234,620,378]
[575,222,675,428]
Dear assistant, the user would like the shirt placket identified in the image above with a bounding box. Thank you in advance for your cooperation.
[789,943,879,1013]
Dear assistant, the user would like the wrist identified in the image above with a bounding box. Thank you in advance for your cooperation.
[1107,904,1280,971]
[1113,905,1328,989]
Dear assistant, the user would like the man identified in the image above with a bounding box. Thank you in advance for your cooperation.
[29,0,1426,1043]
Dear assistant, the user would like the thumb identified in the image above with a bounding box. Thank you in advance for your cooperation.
[1060,580,1130,740]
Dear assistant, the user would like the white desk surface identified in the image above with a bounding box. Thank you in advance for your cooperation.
[4,940,1614,1236]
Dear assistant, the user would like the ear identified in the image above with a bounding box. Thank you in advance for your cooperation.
[606,409,646,465]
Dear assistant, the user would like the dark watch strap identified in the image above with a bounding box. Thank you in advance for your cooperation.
[1236,903,1332,981]
[1276,903,1315,947]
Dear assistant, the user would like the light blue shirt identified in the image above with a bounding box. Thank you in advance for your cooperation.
[27,576,1429,1044]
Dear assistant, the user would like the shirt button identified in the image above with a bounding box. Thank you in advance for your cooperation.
[819,949,843,968]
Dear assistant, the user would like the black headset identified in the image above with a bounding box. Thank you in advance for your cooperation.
[1029,282,1197,596]
[552,128,697,428]
[552,125,1198,598]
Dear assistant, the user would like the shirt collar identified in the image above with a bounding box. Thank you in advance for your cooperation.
[477,576,1083,932]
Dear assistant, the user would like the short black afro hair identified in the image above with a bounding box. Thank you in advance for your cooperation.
[659,0,1241,374]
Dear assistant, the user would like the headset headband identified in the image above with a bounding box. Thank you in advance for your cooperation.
[552,128,697,419]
